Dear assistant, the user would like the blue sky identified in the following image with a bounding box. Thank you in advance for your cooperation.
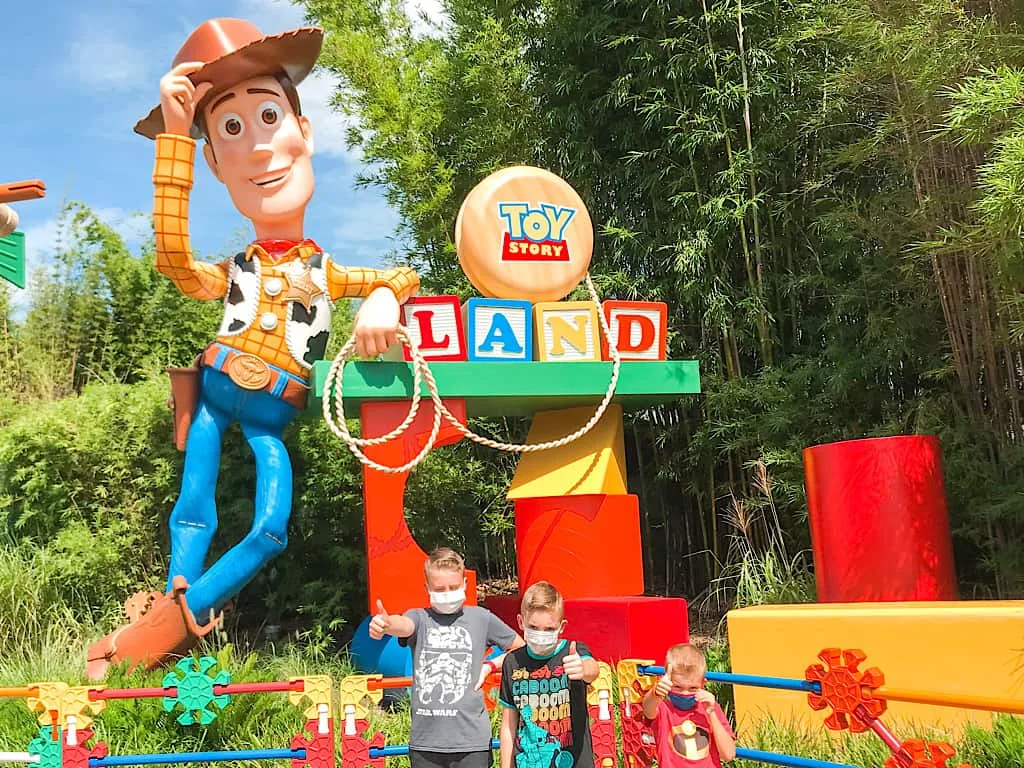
[1,0,443,301]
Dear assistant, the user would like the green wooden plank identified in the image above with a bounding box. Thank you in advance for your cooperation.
[0,231,26,289]
[311,360,700,418]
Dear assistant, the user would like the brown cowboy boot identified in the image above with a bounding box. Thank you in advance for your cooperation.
[85,576,221,680]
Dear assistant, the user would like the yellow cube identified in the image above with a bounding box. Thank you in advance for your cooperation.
[728,601,1024,738]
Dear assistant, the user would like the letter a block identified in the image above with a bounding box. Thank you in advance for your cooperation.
[397,296,467,361]
[600,301,668,361]
[464,298,533,362]
[534,301,601,361]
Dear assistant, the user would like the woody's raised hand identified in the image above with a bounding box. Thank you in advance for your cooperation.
[160,62,214,136]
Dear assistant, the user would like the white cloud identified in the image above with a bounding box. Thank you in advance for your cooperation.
[20,215,63,266]
[93,208,152,248]
[335,199,402,243]
[331,198,407,267]
[22,207,151,258]
[8,207,152,310]
[65,20,152,92]
[299,71,360,160]
[8,215,60,311]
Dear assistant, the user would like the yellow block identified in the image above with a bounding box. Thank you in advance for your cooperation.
[534,301,602,361]
[727,601,1024,739]
[508,404,626,499]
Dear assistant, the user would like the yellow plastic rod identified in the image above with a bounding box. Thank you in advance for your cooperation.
[874,687,1024,715]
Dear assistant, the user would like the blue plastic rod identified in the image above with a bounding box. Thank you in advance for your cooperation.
[368,743,854,767]
[90,750,305,767]
[735,748,859,768]
[637,665,821,694]
[369,741,500,759]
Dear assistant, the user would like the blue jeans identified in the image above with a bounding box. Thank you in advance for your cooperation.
[166,367,300,623]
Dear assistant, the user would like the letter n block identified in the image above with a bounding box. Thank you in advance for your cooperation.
[397,296,467,361]
[464,298,533,362]
[600,301,668,361]
[534,301,601,361]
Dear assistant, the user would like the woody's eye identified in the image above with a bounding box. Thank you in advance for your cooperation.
[217,112,245,140]
[257,101,282,126]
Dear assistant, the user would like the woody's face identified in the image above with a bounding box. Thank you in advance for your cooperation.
[202,74,314,228]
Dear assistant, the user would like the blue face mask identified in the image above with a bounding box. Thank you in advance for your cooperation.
[668,693,697,711]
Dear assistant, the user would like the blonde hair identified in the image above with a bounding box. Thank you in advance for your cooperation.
[665,643,707,678]
[425,547,465,577]
[520,581,564,619]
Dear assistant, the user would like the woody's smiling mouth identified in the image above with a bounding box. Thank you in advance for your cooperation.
[251,168,290,187]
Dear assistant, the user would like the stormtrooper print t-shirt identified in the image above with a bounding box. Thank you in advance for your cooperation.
[404,606,519,752]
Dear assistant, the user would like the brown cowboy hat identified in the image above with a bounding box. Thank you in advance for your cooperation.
[134,18,324,140]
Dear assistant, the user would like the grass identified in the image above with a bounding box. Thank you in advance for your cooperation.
[0,619,1021,768]
[0,535,1019,768]
[701,464,817,622]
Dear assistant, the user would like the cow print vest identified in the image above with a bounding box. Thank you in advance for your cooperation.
[216,249,332,370]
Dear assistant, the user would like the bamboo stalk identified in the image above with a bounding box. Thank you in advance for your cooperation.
[735,0,772,366]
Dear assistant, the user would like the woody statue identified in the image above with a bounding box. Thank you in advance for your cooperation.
[86,19,419,679]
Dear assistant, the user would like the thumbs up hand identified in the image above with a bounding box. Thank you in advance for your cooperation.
[369,599,393,640]
[654,674,672,699]
[564,641,585,680]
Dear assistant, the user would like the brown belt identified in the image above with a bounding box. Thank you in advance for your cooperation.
[201,345,309,411]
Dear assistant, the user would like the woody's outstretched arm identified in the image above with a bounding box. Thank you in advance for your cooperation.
[152,63,227,300]
[325,263,420,303]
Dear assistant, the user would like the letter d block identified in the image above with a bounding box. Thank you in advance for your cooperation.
[398,296,467,361]
[534,301,601,361]
[464,298,533,362]
[600,301,668,361]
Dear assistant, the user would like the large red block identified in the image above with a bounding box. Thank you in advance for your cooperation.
[485,595,688,663]
[804,435,958,602]
[515,494,644,599]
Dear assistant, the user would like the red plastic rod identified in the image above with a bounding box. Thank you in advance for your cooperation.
[856,706,902,752]
[218,681,303,695]
[90,680,302,701]
[367,677,412,690]
[91,687,169,700]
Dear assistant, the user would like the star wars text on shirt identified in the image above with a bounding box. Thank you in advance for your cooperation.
[415,624,474,715]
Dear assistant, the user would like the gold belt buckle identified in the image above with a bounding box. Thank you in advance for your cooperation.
[226,353,272,391]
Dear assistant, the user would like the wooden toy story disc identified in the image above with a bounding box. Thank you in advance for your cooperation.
[455,166,593,303]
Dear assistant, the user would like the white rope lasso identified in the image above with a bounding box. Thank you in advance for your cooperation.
[322,274,621,473]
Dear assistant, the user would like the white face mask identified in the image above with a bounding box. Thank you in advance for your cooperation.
[524,628,560,654]
[429,587,466,614]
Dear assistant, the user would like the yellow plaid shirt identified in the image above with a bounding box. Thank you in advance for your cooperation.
[152,133,419,381]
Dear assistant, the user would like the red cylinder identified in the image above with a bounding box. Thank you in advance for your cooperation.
[803,435,958,602]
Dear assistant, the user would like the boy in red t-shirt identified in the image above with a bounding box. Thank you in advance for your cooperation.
[641,644,736,767]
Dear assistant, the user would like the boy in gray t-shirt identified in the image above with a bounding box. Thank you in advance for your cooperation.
[370,547,524,768]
